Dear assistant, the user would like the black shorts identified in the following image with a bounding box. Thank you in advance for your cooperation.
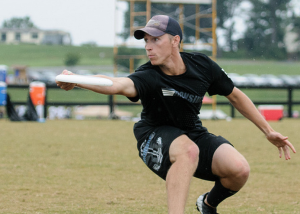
[133,122,233,181]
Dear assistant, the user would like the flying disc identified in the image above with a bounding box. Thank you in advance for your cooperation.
[55,74,113,86]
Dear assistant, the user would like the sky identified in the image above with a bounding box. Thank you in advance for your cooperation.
[0,0,121,46]
[1,0,299,47]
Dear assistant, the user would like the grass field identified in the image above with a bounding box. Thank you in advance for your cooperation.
[0,119,299,213]
[0,44,114,68]
[217,59,300,76]
[1,44,300,75]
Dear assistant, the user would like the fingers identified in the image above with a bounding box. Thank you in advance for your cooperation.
[62,70,73,75]
[278,140,295,160]
[62,70,69,75]
[282,145,290,160]
[56,70,75,90]
[268,132,296,160]
[278,145,291,160]
[284,141,296,160]
[282,139,296,160]
[280,136,288,141]
[278,147,282,158]
[57,82,76,91]
[286,140,297,154]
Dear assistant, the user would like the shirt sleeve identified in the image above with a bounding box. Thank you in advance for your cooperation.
[207,59,234,96]
[127,69,156,102]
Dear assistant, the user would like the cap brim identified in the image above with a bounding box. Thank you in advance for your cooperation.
[134,27,166,40]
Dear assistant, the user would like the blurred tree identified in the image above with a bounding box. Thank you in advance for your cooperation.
[64,53,80,66]
[286,14,300,60]
[118,0,296,60]
[291,15,300,38]
[217,0,244,52]
[2,16,36,29]
[240,0,291,59]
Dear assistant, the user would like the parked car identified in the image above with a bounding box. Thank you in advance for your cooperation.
[42,71,57,84]
[292,75,300,86]
[243,74,266,87]
[260,74,284,87]
[27,71,47,83]
[27,70,57,84]
[228,73,250,87]
[278,75,298,87]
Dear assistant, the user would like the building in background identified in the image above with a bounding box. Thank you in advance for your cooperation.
[0,28,71,45]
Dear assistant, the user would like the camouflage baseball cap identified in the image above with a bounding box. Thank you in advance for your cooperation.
[134,15,182,42]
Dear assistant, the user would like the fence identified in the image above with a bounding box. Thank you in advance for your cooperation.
[6,84,300,119]
[219,86,300,118]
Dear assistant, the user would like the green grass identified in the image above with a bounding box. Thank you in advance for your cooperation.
[0,119,299,213]
[217,59,300,75]
[0,44,114,68]
[2,44,300,75]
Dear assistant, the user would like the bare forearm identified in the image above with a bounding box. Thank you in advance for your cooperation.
[56,70,137,97]
[74,75,115,94]
[227,87,296,159]
[227,88,274,135]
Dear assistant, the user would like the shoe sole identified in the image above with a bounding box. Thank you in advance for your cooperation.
[196,194,205,213]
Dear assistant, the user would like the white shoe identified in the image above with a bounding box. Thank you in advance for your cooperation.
[196,192,218,214]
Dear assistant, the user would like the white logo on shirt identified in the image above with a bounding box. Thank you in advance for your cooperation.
[162,88,203,103]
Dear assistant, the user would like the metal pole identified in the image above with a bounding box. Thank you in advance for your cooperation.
[109,95,116,119]
[130,1,135,36]
[195,4,199,41]
[231,104,235,118]
[130,58,134,73]
[212,0,217,60]
[288,87,293,118]
[44,85,48,119]
[179,4,184,52]
[146,0,151,21]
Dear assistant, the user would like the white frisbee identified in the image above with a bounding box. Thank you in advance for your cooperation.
[55,74,113,86]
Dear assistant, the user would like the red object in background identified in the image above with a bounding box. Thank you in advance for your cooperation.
[29,82,46,106]
[258,105,284,121]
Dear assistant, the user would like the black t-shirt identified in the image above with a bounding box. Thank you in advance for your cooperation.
[127,52,234,132]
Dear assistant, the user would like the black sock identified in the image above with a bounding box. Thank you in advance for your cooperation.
[206,179,238,207]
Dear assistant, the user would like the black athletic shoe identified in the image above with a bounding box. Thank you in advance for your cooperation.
[196,192,218,214]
